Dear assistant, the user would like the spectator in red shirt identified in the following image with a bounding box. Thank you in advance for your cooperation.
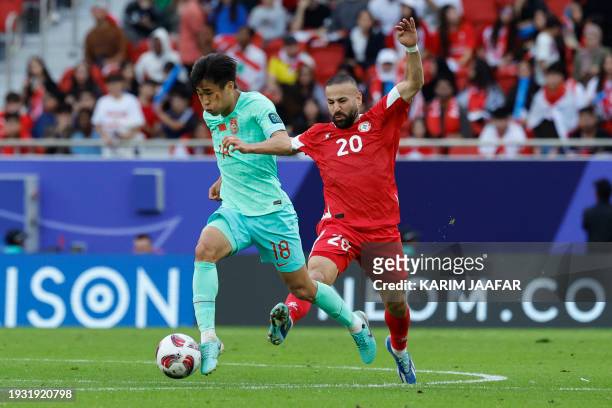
[400,117,438,157]
[0,113,30,156]
[481,5,518,68]
[425,76,464,142]
[23,57,62,122]
[138,80,160,138]
[458,58,506,136]
[435,5,476,77]
[227,26,268,92]
[177,0,207,71]
[59,62,105,107]
[0,92,33,141]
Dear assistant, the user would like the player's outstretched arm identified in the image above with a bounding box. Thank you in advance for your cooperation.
[222,131,296,156]
[395,17,424,102]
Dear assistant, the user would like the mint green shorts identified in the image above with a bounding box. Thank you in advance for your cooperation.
[206,205,306,272]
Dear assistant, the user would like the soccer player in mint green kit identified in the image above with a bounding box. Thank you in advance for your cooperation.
[190,53,376,376]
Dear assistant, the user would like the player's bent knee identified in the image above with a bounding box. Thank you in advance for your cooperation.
[195,240,224,263]
[307,263,337,285]
[308,268,327,283]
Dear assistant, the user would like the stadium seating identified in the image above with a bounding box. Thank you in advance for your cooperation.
[309,43,345,85]
[0,1,22,35]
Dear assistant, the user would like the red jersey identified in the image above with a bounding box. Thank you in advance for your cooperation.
[292,86,409,229]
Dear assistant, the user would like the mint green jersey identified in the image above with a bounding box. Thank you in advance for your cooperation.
[203,91,291,216]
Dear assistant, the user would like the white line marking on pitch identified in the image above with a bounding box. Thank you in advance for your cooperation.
[0,357,507,387]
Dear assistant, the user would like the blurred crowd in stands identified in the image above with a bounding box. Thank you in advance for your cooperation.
[0,0,611,158]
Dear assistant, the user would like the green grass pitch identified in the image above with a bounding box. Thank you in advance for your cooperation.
[0,327,610,407]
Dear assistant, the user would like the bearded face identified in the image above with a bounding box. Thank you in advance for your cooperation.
[325,82,362,129]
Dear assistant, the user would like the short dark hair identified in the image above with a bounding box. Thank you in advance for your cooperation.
[57,103,72,115]
[3,112,20,122]
[78,89,95,99]
[170,83,192,100]
[190,53,237,89]
[546,62,566,78]
[106,72,124,83]
[5,92,21,104]
[283,34,297,46]
[326,73,358,88]
[545,14,562,29]
[579,105,596,116]
[135,233,152,241]
[491,106,511,119]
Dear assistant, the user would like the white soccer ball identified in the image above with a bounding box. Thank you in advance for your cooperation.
[155,333,201,379]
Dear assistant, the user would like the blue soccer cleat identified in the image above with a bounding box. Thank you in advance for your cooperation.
[268,302,293,345]
[200,337,223,375]
[385,335,416,384]
[350,311,377,364]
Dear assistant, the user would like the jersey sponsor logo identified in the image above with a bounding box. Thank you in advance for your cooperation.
[358,121,371,132]
[325,133,331,139]
[218,123,227,131]
[276,261,289,267]
[230,118,239,134]
[268,112,282,124]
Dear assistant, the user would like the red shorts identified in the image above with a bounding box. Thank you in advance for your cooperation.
[309,218,403,275]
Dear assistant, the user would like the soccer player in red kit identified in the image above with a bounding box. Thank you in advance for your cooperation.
[221,18,423,383]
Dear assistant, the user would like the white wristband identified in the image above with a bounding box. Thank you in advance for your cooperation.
[404,44,419,54]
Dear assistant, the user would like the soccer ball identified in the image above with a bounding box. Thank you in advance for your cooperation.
[155,333,201,379]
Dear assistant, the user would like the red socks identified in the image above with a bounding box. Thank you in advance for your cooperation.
[285,293,312,323]
[384,305,410,351]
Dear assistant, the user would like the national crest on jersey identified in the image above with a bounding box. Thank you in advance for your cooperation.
[229,118,239,134]
[358,121,371,132]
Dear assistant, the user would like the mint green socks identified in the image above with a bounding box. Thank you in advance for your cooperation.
[194,261,357,336]
[313,281,355,328]
[193,261,218,334]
